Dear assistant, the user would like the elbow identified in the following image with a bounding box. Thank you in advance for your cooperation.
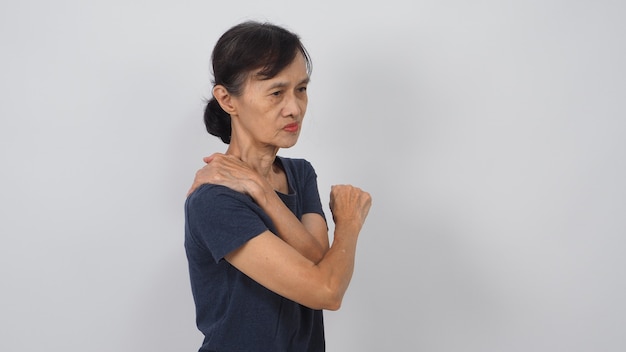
[308,295,342,311]
[303,263,346,310]
[310,245,330,265]
[300,282,344,310]
[315,285,344,311]
[310,252,325,265]
[324,297,342,311]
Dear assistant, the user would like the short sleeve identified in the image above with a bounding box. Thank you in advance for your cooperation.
[279,157,326,222]
[300,160,325,219]
[185,184,269,263]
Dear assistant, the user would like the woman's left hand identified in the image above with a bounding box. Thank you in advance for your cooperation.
[186,153,260,197]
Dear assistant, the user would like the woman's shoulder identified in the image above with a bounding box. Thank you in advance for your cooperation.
[186,183,253,210]
[277,156,319,187]
[277,156,315,171]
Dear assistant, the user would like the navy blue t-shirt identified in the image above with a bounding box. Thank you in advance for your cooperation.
[185,156,327,352]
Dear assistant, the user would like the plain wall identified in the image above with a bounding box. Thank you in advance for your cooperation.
[1,1,625,351]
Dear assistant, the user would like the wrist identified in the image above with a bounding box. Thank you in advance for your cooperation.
[334,219,363,234]
[248,177,273,206]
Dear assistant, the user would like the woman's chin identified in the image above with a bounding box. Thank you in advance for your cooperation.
[277,136,300,149]
[279,142,298,149]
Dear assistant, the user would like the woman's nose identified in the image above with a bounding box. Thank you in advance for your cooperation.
[282,93,304,118]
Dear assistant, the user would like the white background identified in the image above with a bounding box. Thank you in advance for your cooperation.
[1,1,625,351]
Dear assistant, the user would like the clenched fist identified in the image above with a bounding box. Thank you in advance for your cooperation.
[329,185,372,231]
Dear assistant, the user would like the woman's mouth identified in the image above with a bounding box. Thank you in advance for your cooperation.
[283,123,299,132]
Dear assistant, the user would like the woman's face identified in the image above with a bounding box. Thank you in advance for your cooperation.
[230,51,309,150]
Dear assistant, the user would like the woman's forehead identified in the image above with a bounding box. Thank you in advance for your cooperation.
[248,55,309,86]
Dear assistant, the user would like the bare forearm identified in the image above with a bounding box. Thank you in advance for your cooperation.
[311,184,371,310]
[223,185,370,311]
[310,221,361,310]
[253,185,328,263]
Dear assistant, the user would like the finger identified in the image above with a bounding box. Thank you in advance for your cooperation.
[203,154,219,164]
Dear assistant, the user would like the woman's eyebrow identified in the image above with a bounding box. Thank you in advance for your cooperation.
[266,77,310,90]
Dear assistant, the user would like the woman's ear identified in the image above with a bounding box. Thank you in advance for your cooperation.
[213,85,236,114]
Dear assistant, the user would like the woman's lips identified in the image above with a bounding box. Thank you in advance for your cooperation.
[283,123,299,132]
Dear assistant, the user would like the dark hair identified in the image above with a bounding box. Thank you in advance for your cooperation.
[204,21,312,144]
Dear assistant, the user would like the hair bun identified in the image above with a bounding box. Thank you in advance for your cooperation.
[204,98,232,144]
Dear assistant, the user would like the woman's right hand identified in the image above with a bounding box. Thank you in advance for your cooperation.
[329,185,372,231]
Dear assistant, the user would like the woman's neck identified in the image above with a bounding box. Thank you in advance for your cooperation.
[226,141,279,179]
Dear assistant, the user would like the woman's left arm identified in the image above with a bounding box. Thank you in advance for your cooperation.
[187,154,329,263]
[253,186,329,263]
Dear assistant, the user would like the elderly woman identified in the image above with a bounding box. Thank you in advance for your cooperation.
[185,21,372,351]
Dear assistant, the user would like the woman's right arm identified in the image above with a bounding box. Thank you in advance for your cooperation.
[225,184,371,310]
